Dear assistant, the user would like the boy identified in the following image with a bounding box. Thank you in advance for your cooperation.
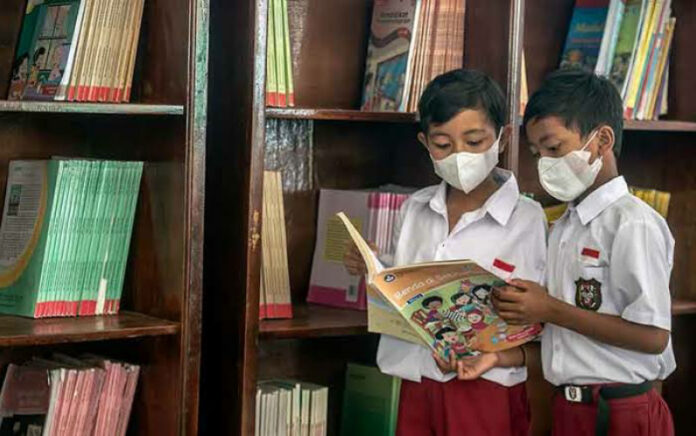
[491,69,675,435]
[344,69,547,436]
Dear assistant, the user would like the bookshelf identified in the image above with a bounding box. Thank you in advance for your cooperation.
[0,0,208,435]
[204,0,696,435]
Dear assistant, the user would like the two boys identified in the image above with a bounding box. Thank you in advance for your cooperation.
[344,68,675,435]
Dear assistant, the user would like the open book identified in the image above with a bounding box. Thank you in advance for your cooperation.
[337,213,542,359]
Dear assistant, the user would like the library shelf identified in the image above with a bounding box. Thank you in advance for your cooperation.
[0,101,184,116]
[266,107,418,123]
[259,304,368,340]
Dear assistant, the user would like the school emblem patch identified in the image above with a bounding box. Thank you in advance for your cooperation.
[575,278,602,311]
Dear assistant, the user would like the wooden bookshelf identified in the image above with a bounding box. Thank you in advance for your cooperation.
[0,101,185,115]
[0,1,208,435]
[205,0,696,435]
[259,305,367,339]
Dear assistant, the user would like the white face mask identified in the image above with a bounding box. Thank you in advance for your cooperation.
[430,130,501,193]
[537,131,602,202]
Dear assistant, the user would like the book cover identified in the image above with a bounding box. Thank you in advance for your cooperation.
[338,213,542,360]
[361,0,419,112]
[559,0,611,72]
[340,364,400,436]
[8,0,83,101]
[622,0,658,115]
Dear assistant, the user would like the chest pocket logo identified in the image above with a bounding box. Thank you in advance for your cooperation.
[575,278,602,311]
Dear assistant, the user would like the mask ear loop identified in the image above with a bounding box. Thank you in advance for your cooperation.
[581,130,599,151]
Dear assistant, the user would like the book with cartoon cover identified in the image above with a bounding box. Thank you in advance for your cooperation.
[337,213,542,360]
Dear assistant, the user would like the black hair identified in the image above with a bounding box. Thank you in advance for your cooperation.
[451,292,470,304]
[435,327,456,340]
[418,69,506,133]
[523,68,624,156]
[422,296,443,308]
[32,47,46,64]
[472,285,491,302]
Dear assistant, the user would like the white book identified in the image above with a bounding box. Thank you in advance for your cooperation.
[55,0,89,101]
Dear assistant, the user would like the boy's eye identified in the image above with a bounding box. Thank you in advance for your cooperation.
[433,142,450,149]
[467,140,483,147]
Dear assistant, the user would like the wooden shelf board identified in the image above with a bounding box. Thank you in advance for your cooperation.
[0,101,184,115]
[266,108,418,123]
[672,299,696,316]
[259,304,368,339]
[0,311,179,347]
[624,120,696,132]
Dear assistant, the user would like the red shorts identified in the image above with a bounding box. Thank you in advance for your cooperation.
[396,377,529,436]
[552,387,673,436]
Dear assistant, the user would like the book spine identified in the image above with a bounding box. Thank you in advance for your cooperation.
[266,0,278,106]
[281,0,295,106]
[273,0,287,107]
[56,0,88,101]
[122,0,145,102]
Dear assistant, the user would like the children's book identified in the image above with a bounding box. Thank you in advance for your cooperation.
[337,213,542,360]
[608,0,646,91]
[8,0,83,101]
[361,0,420,112]
[559,0,611,72]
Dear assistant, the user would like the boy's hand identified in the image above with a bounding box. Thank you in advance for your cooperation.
[342,241,377,276]
[456,352,499,380]
[493,279,557,325]
[432,352,457,375]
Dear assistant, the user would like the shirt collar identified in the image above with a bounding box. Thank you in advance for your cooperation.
[573,176,629,225]
[422,168,520,226]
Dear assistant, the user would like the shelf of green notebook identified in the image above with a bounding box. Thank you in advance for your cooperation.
[0,311,179,347]
[266,108,696,132]
[0,101,184,115]
[259,304,368,339]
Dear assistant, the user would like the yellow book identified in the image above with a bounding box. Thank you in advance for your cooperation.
[647,18,675,120]
[624,0,660,117]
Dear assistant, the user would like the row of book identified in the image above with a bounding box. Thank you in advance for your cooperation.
[266,0,295,107]
[0,354,139,436]
[0,159,143,318]
[560,0,675,120]
[361,0,466,112]
[260,171,292,319]
[308,189,409,311]
[9,0,144,102]
[255,380,328,436]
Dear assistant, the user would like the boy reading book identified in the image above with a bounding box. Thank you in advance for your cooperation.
[344,69,547,436]
[491,69,675,436]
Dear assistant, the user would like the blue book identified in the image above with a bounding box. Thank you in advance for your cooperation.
[560,0,611,72]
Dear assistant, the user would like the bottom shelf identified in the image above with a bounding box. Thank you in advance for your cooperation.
[259,304,367,339]
[672,299,696,316]
[0,311,180,346]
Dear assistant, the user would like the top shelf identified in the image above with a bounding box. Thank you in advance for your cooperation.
[266,108,696,132]
[0,101,185,116]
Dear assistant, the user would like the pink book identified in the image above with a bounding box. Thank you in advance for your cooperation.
[116,364,140,436]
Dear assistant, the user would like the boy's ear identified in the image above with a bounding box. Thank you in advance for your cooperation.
[417,132,429,149]
[499,124,513,154]
[597,125,615,157]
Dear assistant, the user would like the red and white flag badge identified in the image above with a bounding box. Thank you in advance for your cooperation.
[492,258,516,280]
[581,247,600,264]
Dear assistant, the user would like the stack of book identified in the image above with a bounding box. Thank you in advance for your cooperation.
[307,189,410,310]
[0,355,140,436]
[8,0,145,103]
[266,0,295,107]
[361,0,466,113]
[340,363,400,436]
[260,171,292,320]
[0,159,143,318]
[255,380,328,436]
[560,0,675,120]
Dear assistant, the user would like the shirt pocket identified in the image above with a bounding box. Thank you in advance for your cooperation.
[574,265,608,312]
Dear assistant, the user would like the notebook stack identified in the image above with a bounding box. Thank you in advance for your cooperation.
[0,355,140,436]
[255,380,328,436]
[0,159,143,318]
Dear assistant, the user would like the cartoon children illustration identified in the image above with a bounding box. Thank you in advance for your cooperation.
[471,284,492,306]
[465,308,489,331]
[450,292,473,312]
[435,327,470,358]
[9,54,30,99]
[26,47,47,93]
[421,296,444,323]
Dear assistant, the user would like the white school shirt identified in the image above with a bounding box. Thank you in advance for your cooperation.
[376,169,547,386]
[541,176,676,386]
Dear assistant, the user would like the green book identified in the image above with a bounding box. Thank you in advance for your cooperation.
[266,0,278,106]
[74,161,99,315]
[340,364,401,436]
[609,0,647,94]
[281,0,294,106]
[273,0,287,106]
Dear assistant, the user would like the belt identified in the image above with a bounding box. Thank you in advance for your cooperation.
[557,382,653,436]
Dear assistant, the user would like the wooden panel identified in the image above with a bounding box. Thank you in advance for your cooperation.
[523,0,574,96]
[287,0,372,109]
[463,0,513,95]
[0,0,26,99]
[260,304,367,339]
[666,0,696,121]
[201,0,265,434]
[267,108,418,123]
[258,336,379,436]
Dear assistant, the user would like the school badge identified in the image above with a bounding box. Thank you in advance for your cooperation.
[575,278,602,311]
